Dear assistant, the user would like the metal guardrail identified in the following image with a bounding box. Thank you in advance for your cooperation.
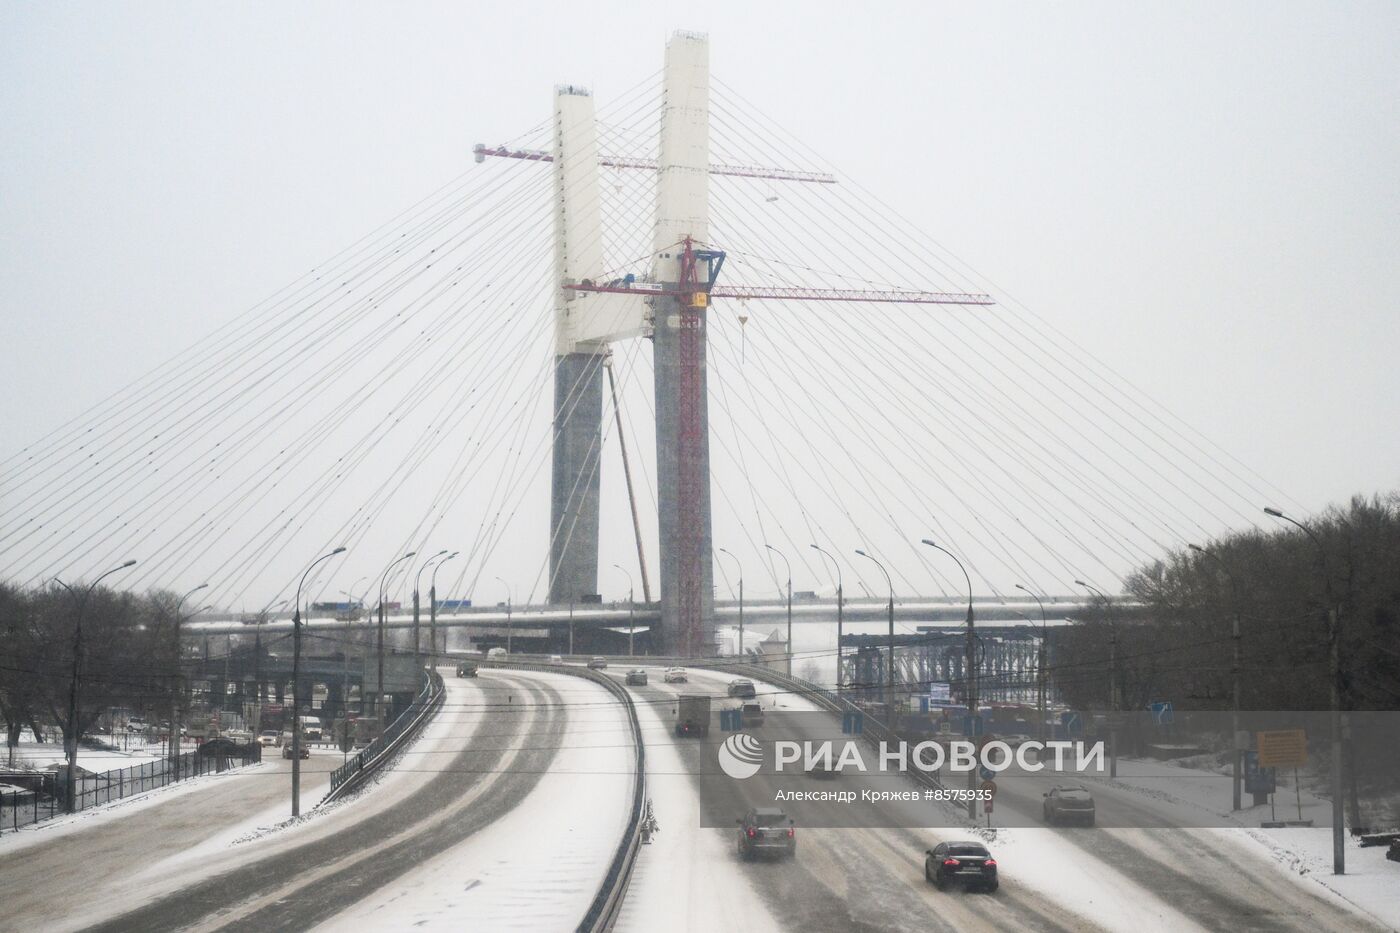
[478,659,646,933]
[320,668,445,806]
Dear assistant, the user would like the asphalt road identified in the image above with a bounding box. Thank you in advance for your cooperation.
[615,664,1385,933]
[79,670,567,932]
[620,666,1098,933]
[0,746,337,929]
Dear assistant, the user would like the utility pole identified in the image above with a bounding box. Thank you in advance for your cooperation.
[613,564,635,656]
[1015,585,1050,743]
[413,550,447,669]
[293,546,345,817]
[57,559,136,812]
[170,583,208,778]
[855,550,897,732]
[1075,581,1118,779]
[430,551,458,660]
[1187,544,1244,811]
[718,548,743,659]
[495,576,512,654]
[923,540,977,819]
[377,552,416,722]
[1265,507,1345,875]
[765,545,792,677]
[810,544,843,690]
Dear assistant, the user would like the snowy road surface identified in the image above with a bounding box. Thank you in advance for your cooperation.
[610,664,1394,933]
[0,665,634,932]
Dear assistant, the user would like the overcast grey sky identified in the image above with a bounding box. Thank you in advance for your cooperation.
[2,2,1397,607]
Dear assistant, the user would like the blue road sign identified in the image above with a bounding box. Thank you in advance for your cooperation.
[842,711,864,735]
[1060,712,1082,737]
[720,708,743,732]
[1243,750,1276,795]
[1149,702,1174,726]
[961,714,985,737]
[979,765,996,781]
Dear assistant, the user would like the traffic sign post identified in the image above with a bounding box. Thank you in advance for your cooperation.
[720,708,743,732]
[1257,730,1308,768]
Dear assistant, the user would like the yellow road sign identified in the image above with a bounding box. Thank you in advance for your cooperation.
[1257,729,1308,768]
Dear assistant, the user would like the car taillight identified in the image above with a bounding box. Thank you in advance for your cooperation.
[787,827,795,838]
[746,827,756,838]
[984,859,997,868]
[943,859,959,867]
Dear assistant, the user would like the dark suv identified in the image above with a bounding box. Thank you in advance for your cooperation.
[925,841,998,892]
[1043,785,1096,826]
[727,679,757,699]
[737,807,796,860]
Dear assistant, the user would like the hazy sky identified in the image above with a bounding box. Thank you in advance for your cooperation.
[3,2,1397,608]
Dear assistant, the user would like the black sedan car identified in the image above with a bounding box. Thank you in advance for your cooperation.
[625,669,648,686]
[925,841,998,893]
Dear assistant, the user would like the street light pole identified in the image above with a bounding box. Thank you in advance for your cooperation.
[1075,580,1118,779]
[612,565,635,656]
[922,540,978,820]
[854,550,896,730]
[495,576,512,654]
[765,545,793,676]
[293,546,345,818]
[413,550,448,668]
[429,551,458,660]
[1187,543,1244,811]
[59,559,136,812]
[810,544,843,690]
[1265,506,1345,875]
[170,583,208,777]
[1015,584,1049,744]
[377,552,416,721]
[717,548,743,659]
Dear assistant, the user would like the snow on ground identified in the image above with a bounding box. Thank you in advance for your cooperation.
[139,665,485,876]
[4,737,166,773]
[615,672,782,933]
[0,760,274,854]
[315,669,633,932]
[1066,755,1400,929]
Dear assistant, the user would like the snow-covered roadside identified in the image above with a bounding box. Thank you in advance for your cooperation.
[314,669,633,932]
[0,760,273,855]
[139,665,485,874]
[1068,755,1400,929]
[615,678,782,933]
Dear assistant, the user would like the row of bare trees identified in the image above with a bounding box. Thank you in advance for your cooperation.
[0,583,183,763]
[1049,492,1400,821]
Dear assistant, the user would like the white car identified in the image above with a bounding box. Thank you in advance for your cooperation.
[663,667,688,683]
[548,654,564,663]
[257,731,280,747]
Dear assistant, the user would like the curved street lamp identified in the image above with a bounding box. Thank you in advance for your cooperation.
[494,576,513,654]
[765,544,793,676]
[169,582,208,773]
[1264,506,1345,874]
[853,549,895,725]
[1074,579,1118,779]
[613,564,635,655]
[293,546,346,816]
[376,552,417,719]
[810,544,844,690]
[921,539,978,820]
[717,548,744,659]
[413,550,449,665]
[58,559,137,812]
[1014,584,1049,743]
[428,551,459,660]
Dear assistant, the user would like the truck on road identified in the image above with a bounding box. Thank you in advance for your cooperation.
[676,694,711,737]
